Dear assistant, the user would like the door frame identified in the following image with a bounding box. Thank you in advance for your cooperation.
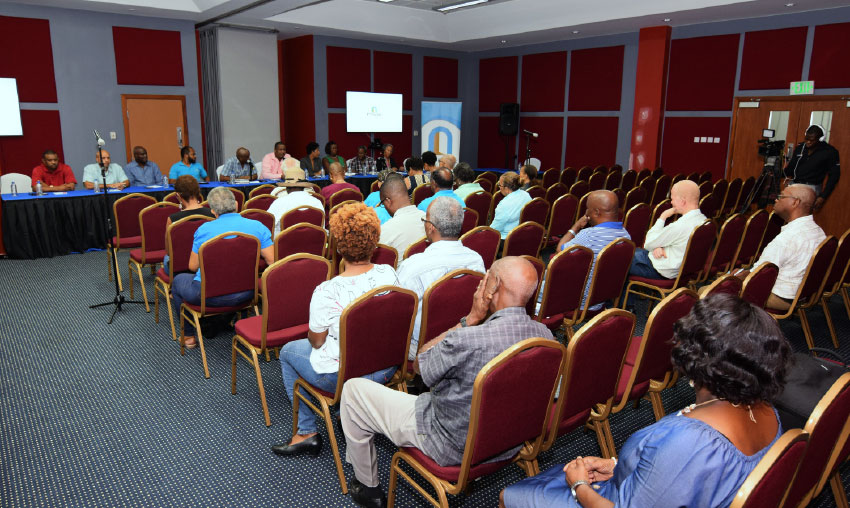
[121,94,189,159]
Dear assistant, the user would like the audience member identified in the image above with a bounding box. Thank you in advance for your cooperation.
[404,157,427,194]
[170,187,273,348]
[438,154,456,170]
[322,141,346,174]
[124,146,162,187]
[272,202,399,458]
[162,175,215,274]
[348,145,376,174]
[300,141,323,177]
[417,167,464,212]
[30,150,76,191]
[321,162,360,201]
[500,293,789,508]
[261,142,288,180]
[375,144,397,173]
[490,172,531,239]
[422,151,438,180]
[219,147,256,182]
[378,174,425,255]
[340,257,552,508]
[267,181,324,237]
[784,124,840,211]
[398,197,485,358]
[83,150,129,190]
[169,146,208,183]
[363,170,393,224]
[736,184,825,310]
[518,164,540,190]
[452,162,484,201]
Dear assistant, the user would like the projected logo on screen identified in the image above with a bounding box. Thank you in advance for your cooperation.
[421,102,462,160]
[346,92,402,132]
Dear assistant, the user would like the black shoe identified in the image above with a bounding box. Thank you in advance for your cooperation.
[271,434,322,456]
[349,477,387,508]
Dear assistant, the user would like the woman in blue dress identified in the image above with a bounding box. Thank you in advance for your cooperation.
[501,293,791,508]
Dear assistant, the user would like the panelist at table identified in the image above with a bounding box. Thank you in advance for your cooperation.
[300,141,323,177]
[169,146,208,183]
[124,146,162,187]
[219,147,256,182]
[261,142,288,180]
[83,150,129,190]
[348,145,376,174]
[30,149,76,191]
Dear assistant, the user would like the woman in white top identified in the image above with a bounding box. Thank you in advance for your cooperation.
[272,202,399,457]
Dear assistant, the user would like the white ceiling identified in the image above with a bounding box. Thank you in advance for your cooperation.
[4,0,849,50]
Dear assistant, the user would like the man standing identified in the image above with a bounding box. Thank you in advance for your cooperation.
[30,150,76,191]
[220,147,256,182]
[300,141,323,177]
[490,172,532,239]
[124,146,162,187]
[261,142,288,180]
[340,257,551,507]
[267,181,324,237]
[784,124,840,211]
[378,174,426,256]
[416,167,465,212]
[169,146,208,183]
[320,162,360,201]
[438,154,457,170]
[375,144,397,173]
[83,150,129,189]
[348,145,376,174]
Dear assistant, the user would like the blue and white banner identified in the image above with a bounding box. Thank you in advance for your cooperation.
[421,102,461,164]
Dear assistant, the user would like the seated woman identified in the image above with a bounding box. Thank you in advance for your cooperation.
[272,202,400,457]
[500,293,791,508]
[162,174,215,274]
[322,141,346,174]
[404,156,427,195]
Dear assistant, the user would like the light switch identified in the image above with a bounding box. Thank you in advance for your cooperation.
[700,137,707,143]
[713,137,720,143]
[694,137,700,143]
[413,130,419,136]
[109,131,117,140]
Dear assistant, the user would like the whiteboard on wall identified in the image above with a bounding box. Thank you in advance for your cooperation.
[346,92,402,132]
[0,78,23,136]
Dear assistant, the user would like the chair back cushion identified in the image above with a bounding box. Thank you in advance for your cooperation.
[723,178,743,213]
[526,186,545,200]
[651,175,671,206]
[707,214,747,275]
[822,229,850,294]
[735,210,769,267]
[522,256,545,317]
[477,171,499,185]
[114,193,157,240]
[544,183,568,206]
[702,275,743,298]
[461,208,478,235]
[587,172,606,192]
[140,203,178,253]
[559,167,577,188]
[538,246,593,327]
[542,168,560,189]
[489,191,506,219]
[464,191,492,227]
[699,194,720,219]
[281,206,324,229]
[699,170,712,183]
[622,187,645,214]
[163,192,180,204]
[371,244,398,269]
[404,237,429,259]
[199,233,259,299]
[732,429,808,508]
[275,223,327,260]
[577,166,593,181]
[330,188,363,209]
[474,178,493,194]
[677,221,717,284]
[519,198,549,227]
[547,194,578,239]
[759,212,784,256]
[623,203,650,248]
[244,195,276,211]
[738,177,755,208]
[605,171,622,191]
[503,222,545,258]
[740,263,778,308]
[264,255,330,332]
[586,238,635,307]
[229,187,245,212]
[620,170,636,192]
[650,200,672,225]
[796,236,837,304]
[460,226,501,271]
[166,215,213,275]
[249,184,275,198]
[569,180,589,199]
[421,270,483,344]
[412,185,435,207]
[240,209,275,234]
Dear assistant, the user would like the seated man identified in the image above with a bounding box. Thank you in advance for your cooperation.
[169,146,208,183]
[260,142,289,180]
[417,167,465,212]
[267,181,324,237]
[736,184,825,310]
[219,147,256,182]
[438,154,456,170]
[320,162,359,201]
[378,174,425,255]
[300,141,323,177]
[490,172,532,239]
[518,164,539,190]
[453,162,484,201]
[83,150,129,190]
[348,145,376,174]
[124,146,162,187]
[31,150,76,191]
[398,197,485,359]
[363,170,393,224]
[170,187,274,348]
[629,180,706,279]
[340,257,553,507]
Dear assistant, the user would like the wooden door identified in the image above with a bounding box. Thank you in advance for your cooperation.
[122,95,188,175]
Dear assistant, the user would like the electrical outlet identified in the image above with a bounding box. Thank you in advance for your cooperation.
[109,131,117,140]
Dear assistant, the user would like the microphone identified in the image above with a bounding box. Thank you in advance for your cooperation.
[522,129,539,138]
[93,129,106,147]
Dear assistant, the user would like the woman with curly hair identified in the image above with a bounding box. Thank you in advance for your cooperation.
[272,202,399,457]
[500,293,791,508]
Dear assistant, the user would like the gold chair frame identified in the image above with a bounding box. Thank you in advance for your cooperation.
[729,429,808,508]
[501,221,545,259]
[128,201,179,312]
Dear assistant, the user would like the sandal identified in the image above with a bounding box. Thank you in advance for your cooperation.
[182,336,197,349]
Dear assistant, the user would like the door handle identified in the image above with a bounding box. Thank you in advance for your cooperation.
[177,127,183,148]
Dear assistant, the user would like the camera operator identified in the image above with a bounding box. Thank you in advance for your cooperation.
[784,124,840,211]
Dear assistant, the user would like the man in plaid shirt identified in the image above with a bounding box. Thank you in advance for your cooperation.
[348,145,376,174]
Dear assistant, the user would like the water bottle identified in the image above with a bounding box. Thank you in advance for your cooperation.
[162,174,168,187]
[10,181,17,196]
[36,180,43,196]
[93,180,100,193]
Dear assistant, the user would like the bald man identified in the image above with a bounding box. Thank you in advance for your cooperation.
[438,154,457,170]
[320,161,359,201]
[219,147,255,182]
[378,174,425,255]
[736,184,825,310]
[629,180,706,281]
[82,150,129,189]
[340,257,553,507]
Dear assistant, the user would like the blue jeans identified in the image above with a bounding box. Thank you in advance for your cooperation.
[162,254,170,275]
[279,338,398,435]
[171,273,253,335]
[629,248,665,279]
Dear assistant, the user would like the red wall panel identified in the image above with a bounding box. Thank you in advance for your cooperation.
[518,116,563,170]
[630,26,671,171]
[564,117,618,168]
[521,51,567,112]
[661,117,730,180]
[478,116,515,168]
[809,22,850,89]
[568,46,624,111]
[0,15,56,103]
[326,46,370,109]
[739,27,807,90]
[666,34,739,111]
[113,27,184,86]
[282,36,315,159]
[423,56,458,98]
[373,51,413,110]
[375,114,413,162]
[478,56,518,112]
[328,113,371,160]
[0,110,64,176]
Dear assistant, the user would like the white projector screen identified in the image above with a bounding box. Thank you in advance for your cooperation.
[0,78,23,136]
[346,91,402,132]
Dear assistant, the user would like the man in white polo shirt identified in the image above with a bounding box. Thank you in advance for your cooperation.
[378,174,425,255]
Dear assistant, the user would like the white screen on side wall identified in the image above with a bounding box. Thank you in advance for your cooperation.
[0,78,23,136]
[346,92,402,132]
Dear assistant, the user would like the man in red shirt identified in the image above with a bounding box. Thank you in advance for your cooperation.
[320,162,360,202]
[31,150,76,191]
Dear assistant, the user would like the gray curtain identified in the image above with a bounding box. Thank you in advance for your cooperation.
[198,27,223,177]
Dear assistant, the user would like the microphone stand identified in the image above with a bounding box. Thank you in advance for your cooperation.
[524,133,534,168]
[89,135,145,323]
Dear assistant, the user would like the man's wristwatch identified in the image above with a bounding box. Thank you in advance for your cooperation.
[460,316,469,327]
[570,480,590,498]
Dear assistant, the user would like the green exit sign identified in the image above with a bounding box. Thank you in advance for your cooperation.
[790,80,814,95]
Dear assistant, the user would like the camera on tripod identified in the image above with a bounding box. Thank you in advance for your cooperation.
[757,128,785,157]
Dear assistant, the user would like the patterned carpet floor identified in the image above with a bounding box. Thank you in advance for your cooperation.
[0,249,847,507]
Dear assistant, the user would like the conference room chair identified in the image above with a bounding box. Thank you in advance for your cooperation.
[623,202,651,248]
[327,200,358,229]
[701,213,746,282]
[201,201,210,209]
[274,223,327,260]
[638,178,655,204]
[372,243,398,269]
[738,176,756,213]
[823,420,850,508]
[624,221,716,314]
[651,167,665,179]
[699,170,713,183]
[370,180,380,193]
[0,172,31,193]
[403,236,429,260]
[577,166,594,181]
[682,171,697,182]
[329,188,363,211]
[525,185,546,201]
[577,193,590,221]
[559,167,577,188]
[461,208,478,236]
[546,193,579,248]
[593,165,607,174]
[649,199,671,226]
[243,194,276,211]
[622,187,645,215]
[636,168,652,183]
[294,286,417,494]
[240,209,275,235]
[488,190,506,223]
[699,193,720,220]
[758,211,784,259]
[179,232,261,379]
[563,238,635,339]
[519,197,550,228]
[464,191,491,227]
[569,180,589,199]
[232,254,331,427]
[542,309,636,459]
[542,167,560,188]
[588,171,606,192]
[782,373,850,508]
[605,170,622,191]
[110,193,157,288]
[154,215,213,342]
[412,184,434,207]
[729,429,809,508]
[215,165,225,180]
[709,179,728,219]
[722,177,743,216]
[477,171,499,186]
[619,169,637,193]
[612,188,625,211]
[228,187,245,212]
[532,245,593,331]
[127,201,178,313]
[501,221,545,258]
[388,338,566,507]
[739,262,779,309]
[521,255,545,317]
[670,173,685,185]
[699,274,743,298]
[460,226,501,271]
[163,192,180,205]
[814,228,850,348]
[473,177,493,194]
[650,174,672,207]
[280,205,324,230]
[248,184,276,198]
[698,180,713,200]
[730,209,769,269]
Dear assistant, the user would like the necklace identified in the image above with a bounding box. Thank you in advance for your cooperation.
[681,398,758,422]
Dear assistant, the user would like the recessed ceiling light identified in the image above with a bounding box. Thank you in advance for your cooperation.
[378,0,394,3]
[572,30,580,34]
[663,18,671,22]
[434,0,489,13]
[785,2,795,5]
[500,40,506,43]
[128,7,136,10]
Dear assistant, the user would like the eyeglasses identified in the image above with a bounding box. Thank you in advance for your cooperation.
[421,218,435,226]
[775,194,800,202]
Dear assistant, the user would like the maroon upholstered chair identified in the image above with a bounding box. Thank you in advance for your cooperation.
[652,167,664,179]
[699,170,712,183]
[488,191,506,223]
[686,171,700,182]
[388,338,566,507]
[228,187,246,212]
[637,168,652,183]
[605,171,622,191]
[403,236,429,259]
[521,255,545,317]
[163,191,180,205]
[722,177,743,215]
[577,193,590,220]
[569,180,589,199]
[731,209,769,269]
[275,223,327,260]
[110,193,157,286]
[622,187,645,215]
[329,187,363,210]
[730,429,809,508]
[650,174,671,206]
[709,179,728,219]
[593,165,608,174]
[154,215,213,342]
[281,205,324,230]
[534,245,593,331]
[577,166,594,181]
[370,180,380,193]
[519,197,550,227]
[546,194,579,245]
[738,176,756,213]
[293,286,417,493]
[248,184,276,198]
[818,228,850,348]
[128,202,179,312]
[542,309,636,459]
[179,232,261,378]
[502,221,545,258]
[612,188,626,210]
[240,208,275,235]
[620,170,637,193]
[200,200,210,209]
[464,190,492,227]
[460,208,478,236]
[411,184,434,207]
[526,185,546,200]
[700,274,743,298]
[758,210,784,259]
[698,180,713,199]
[542,168,560,188]
[824,412,850,507]
[623,203,651,248]
[739,262,778,309]
[231,254,331,426]
[372,243,399,268]
[477,171,499,186]
[638,178,655,203]
[243,194,276,211]
[460,226,500,270]
[543,183,568,209]
[671,173,685,185]
[473,178,493,194]
[588,171,606,192]
[650,199,672,226]
[559,167,577,188]
[698,193,720,220]
[702,213,746,282]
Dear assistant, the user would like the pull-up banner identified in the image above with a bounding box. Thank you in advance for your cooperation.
[421,101,461,165]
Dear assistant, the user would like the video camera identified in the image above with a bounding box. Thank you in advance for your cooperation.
[757,128,785,157]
